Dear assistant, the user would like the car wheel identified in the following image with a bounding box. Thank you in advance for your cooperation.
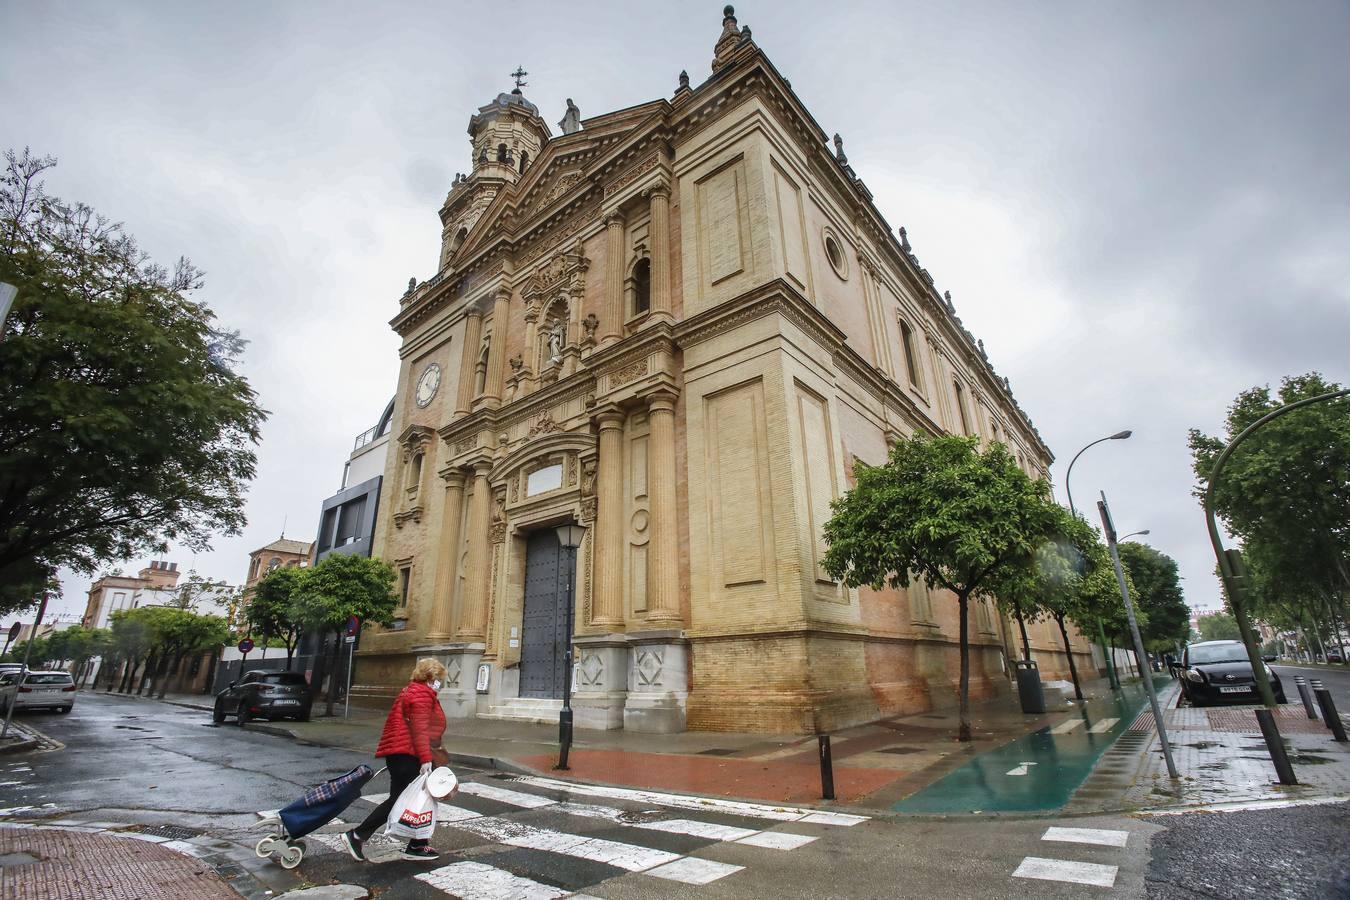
[212,701,226,724]
[237,701,251,725]
[295,710,310,722]
[58,706,70,714]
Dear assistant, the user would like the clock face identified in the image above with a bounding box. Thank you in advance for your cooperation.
[415,363,441,408]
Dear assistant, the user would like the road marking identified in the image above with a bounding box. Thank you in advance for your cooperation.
[645,857,745,884]
[451,816,680,872]
[1005,762,1038,776]
[633,819,757,841]
[508,775,869,825]
[437,803,484,822]
[1042,826,1129,848]
[1013,857,1118,887]
[735,831,819,850]
[416,860,571,899]
[458,781,558,809]
[1141,793,1350,816]
[1051,719,1085,734]
[359,792,390,806]
[1088,718,1120,733]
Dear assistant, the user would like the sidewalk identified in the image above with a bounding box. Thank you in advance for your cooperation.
[1066,681,1350,813]
[111,678,1148,811]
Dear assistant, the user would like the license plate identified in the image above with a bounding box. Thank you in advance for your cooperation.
[272,699,300,705]
[1219,685,1250,693]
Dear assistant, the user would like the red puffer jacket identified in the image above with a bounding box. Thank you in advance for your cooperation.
[373,681,446,763]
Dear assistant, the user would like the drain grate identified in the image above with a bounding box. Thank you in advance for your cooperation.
[697,748,739,756]
[125,824,201,841]
[879,746,923,755]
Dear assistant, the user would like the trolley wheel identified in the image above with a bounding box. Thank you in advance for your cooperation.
[255,836,276,859]
[279,843,304,869]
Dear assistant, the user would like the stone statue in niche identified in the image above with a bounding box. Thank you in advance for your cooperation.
[491,486,506,524]
[581,313,599,345]
[547,320,566,364]
[580,459,597,498]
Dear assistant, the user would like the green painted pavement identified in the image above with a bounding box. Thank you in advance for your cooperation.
[893,678,1167,814]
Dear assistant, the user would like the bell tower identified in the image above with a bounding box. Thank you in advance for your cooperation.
[438,68,553,270]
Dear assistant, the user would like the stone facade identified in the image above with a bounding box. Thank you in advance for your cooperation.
[358,7,1094,734]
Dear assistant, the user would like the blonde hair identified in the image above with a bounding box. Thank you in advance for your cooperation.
[410,657,446,684]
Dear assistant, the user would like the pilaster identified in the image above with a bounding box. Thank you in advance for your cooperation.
[591,408,627,628]
[602,213,625,346]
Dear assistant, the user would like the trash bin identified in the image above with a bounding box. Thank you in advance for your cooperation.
[1015,659,1045,714]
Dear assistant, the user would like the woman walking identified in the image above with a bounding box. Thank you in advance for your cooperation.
[343,658,448,861]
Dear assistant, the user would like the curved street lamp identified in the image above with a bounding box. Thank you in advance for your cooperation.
[1120,529,1150,542]
[1064,429,1132,691]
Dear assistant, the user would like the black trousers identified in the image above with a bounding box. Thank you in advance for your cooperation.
[354,753,426,844]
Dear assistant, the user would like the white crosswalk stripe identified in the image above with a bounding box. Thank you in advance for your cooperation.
[1042,826,1129,848]
[287,773,854,896]
[1088,717,1120,733]
[507,775,870,825]
[1013,856,1118,887]
[1050,718,1085,734]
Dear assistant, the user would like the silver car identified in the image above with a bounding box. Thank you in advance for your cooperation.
[0,669,76,714]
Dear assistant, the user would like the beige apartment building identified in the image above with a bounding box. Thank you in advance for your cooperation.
[358,7,1092,733]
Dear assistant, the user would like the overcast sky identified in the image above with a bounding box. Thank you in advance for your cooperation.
[3,1,1347,626]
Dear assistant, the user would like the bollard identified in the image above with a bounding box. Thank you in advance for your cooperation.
[1294,676,1320,720]
[1254,708,1298,785]
[1313,689,1348,743]
[818,734,836,800]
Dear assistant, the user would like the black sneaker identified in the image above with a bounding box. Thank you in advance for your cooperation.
[400,844,439,861]
[342,830,366,861]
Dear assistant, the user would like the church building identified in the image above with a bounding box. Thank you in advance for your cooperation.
[357,6,1095,733]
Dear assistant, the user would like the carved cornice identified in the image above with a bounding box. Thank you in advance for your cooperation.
[604,153,661,198]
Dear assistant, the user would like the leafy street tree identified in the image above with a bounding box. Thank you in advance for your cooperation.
[1116,542,1191,651]
[292,554,397,716]
[1197,611,1241,642]
[107,609,153,693]
[0,149,267,600]
[1188,372,1349,661]
[822,434,1060,742]
[247,566,308,668]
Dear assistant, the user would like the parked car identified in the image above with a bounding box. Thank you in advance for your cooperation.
[0,669,76,714]
[1326,650,1344,664]
[214,670,312,724]
[1180,640,1287,707]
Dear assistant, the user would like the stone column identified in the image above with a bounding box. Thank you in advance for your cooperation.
[454,308,483,417]
[459,462,493,639]
[425,469,466,642]
[482,287,511,408]
[522,302,540,394]
[647,185,672,322]
[645,391,681,626]
[602,213,625,346]
[591,409,626,628]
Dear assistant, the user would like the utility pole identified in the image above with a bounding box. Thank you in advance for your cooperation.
[2,586,51,741]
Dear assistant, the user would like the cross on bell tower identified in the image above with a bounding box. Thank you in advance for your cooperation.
[510,66,529,92]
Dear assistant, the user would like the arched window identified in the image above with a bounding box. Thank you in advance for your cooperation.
[519,151,529,174]
[898,318,922,388]
[496,143,508,162]
[953,380,972,436]
[268,557,281,572]
[474,339,490,395]
[632,258,651,316]
[450,227,468,254]
[409,452,423,495]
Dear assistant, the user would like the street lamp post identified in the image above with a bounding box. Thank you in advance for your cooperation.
[1065,429,1132,691]
[1119,529,1150,542]
[553,522,586,770]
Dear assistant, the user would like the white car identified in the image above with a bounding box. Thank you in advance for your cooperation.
[0,669,76,714]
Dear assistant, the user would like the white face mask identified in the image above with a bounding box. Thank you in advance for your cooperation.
[431,680,442,692]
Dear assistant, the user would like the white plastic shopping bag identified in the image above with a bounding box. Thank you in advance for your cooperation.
[385,773,436,841]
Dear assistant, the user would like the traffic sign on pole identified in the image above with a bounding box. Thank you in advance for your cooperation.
[345,615,360,637]
[237,638,254,654]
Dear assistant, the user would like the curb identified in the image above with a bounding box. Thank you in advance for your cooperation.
[236,719,525,776]
[0,719,60,755]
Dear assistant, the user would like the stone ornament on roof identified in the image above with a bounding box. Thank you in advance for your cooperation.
[712,5,742,72]
[558,98,581,135]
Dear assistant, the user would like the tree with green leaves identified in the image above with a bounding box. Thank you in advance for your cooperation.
[0,149,267,602]
[1188,372,1349,662]
[1197,611,1241,642]
[292,554,397,716]
[822,434,1060,741]
[247,565,308,669]
[107,608,153,693]
[1117,542,1190,651]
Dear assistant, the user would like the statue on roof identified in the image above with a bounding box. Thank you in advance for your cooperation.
[559,98,581,135]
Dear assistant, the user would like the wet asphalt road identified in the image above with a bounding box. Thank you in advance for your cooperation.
[5,690,1350,899]
[1272,664,1350,714]
[1144,802,1350,899]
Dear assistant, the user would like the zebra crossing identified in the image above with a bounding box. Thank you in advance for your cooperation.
[1011,824,1130,889]
[278,771,868,898]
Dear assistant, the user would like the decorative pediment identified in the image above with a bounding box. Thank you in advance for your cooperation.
[522,248,590,303]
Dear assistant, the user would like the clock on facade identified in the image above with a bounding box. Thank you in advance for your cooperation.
[415,363,441,408]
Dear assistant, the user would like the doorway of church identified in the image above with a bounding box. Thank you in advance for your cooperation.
[519,528,570,699]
